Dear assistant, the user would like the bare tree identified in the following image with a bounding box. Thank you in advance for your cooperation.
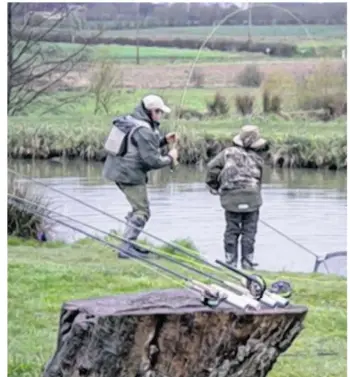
[89,60,123,115]
[7,3,95,115]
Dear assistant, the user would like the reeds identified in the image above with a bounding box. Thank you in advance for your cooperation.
[8,117,346,169]
[7,175,53,239]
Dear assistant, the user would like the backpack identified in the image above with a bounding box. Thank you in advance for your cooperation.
[104,118,149,157]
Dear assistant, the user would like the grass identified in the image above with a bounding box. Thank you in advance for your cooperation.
[7,86,347,168]
[99,25,346,39]
[7,109,347,168]
[8,87,346,117]
[96,25,346,58]
[39,41,277,64]
[34,40,346,66]
[7,236,347,377]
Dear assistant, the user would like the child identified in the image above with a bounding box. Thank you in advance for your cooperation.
[205,125,267,270]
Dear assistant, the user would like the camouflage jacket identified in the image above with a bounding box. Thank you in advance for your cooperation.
[205,145,264,212]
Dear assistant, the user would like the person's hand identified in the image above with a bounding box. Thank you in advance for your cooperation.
[168,148,179,165]
[165,132,177,144]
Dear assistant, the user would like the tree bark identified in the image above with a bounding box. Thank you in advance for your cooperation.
[43,288,308,377]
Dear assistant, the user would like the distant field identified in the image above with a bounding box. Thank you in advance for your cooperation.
[15,24,345,60]
[41,42,275,63]
[101,24,346,40]
[24,57,343,92]
[43,41,345,63]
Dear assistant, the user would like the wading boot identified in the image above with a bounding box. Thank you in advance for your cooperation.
[224,243,238,268]
[241,255,259,270]
[118,217,152,259]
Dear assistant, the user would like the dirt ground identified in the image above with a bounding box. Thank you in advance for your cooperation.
[54,58,344,91]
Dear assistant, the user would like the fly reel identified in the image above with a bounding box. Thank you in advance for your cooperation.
[241,274,267,300]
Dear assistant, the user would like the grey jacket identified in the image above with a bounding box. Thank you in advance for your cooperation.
[103,103,173,185]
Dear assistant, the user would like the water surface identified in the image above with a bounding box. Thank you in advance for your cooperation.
[8,159,347,275]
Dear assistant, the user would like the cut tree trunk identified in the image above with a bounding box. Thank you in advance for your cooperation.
[42,288,308,377]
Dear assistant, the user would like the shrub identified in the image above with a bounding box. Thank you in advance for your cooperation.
[297,61,347,118]
[262,90,282,114]
[235,64,264,88]
[7,176,52,240]
[89,59,123,115]
[175,107,204,120]
[262,70,296,112]
[190,68,204,88]
[207,92,230,116]
[235,95,255,115]
[270,95,282,114]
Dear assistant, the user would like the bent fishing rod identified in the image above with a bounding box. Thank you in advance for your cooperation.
[9,193,277,309]
[8,168,267,294]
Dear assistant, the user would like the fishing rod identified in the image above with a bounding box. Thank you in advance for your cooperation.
[9,194,274,311]
[8,194,229,309]
[9,193,278,309]
[8,168,268,298]
[8,169,292,306]
[9,169,326,266]
[260,219,318,258]
[259,219,330,274]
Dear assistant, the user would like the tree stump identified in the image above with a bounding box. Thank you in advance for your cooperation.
[43,288,308,377]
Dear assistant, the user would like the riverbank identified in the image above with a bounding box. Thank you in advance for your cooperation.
[8,114,346,169]
[8,237,346,377]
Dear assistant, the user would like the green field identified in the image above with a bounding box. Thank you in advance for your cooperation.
[39,41,345,64]
[7,237,347,377]
[18,24,346,61]
[38,42,276,64]
[100,25,346,39]
[7,87,346,119]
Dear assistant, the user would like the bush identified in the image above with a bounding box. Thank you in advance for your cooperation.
[297,61,347,119]
[235,64,264,88]
[207,92,230,116]
[235,95,255,115]
[262,70,296,112]
[7,176,52,240]
[175,107,204,120]
[262,90,282,114]
[89,59,123,114]
[190,68,204,88]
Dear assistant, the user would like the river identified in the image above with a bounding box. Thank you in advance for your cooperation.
[8,159,347,276]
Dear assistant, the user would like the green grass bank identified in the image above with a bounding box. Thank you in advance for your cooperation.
[8,237,347,377]
[8,111,346,169]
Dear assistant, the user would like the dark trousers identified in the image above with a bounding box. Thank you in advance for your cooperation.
[224,209,259,268]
